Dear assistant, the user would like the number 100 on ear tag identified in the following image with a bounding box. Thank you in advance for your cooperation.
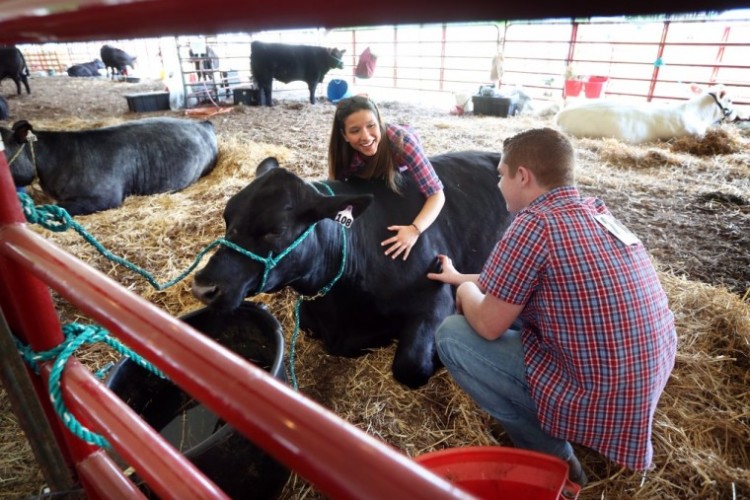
[335,205,354,228]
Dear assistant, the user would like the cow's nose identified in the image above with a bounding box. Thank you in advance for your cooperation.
[192,283,219,304]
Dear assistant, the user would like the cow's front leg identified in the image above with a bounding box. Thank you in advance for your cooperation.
[258,83,273,106]
[307,83,317,104]
[391,292,453,389]
[392,317,443,389]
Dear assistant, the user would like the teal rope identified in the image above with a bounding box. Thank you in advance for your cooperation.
[287,183,347,390]
[18,182,348,392]
[288,223,346,390]
[15,323,165,448]
[18,191,316,293]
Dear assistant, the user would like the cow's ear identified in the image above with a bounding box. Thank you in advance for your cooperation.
[256,157,279,177]
[11,121,33,143]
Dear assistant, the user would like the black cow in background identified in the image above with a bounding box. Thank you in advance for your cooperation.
[189,46,219,81]
[0,46,30,95]
[250,41,345,105]
[100,44,137,78]
[2,117,219,215]
[192,151,512,388]
[0,95,9,119]
[67,59,105,77]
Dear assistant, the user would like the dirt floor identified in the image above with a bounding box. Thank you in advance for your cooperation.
[1,75,749,499]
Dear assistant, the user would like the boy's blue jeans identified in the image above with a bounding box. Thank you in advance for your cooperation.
[435,314,574,462]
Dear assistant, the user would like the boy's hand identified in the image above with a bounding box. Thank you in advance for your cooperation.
[426,254,461,285]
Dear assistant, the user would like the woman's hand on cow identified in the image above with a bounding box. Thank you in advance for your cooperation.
[382,224,421,260]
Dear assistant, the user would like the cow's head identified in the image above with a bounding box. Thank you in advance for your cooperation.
[328,48,346,70]
[1,120,36,187]
[192,157,372,310]
[703,84,737,122]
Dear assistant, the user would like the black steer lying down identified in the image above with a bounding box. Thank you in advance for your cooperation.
[2,117,218,215]
[192,151,513,388]
[67,59,105,77]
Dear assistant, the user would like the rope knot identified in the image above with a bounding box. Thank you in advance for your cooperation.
[14,322,166,448]
[19,193,74,232]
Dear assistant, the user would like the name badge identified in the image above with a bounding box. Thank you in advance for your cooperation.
[594,214,640,245]
[334,205,354,228]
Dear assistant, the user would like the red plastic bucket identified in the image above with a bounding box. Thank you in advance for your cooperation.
[415,446,580,499]
[564,79,583,98]
[584,76,609,98]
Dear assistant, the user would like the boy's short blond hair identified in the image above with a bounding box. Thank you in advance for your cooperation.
[502,127,575,188]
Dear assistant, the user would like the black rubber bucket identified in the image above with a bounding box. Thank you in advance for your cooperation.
[105,301,290,499]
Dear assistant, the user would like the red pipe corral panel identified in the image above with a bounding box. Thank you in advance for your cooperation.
[0,0,746,44]
[0,147,473,498]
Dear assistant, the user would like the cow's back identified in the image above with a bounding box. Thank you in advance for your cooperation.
[101,117,218,193]
[251,41,325,83]
[432,151,507,270]
[330,150,507,288]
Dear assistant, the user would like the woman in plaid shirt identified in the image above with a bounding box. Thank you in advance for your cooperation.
[328,95,445,261]
[427,127,677,487]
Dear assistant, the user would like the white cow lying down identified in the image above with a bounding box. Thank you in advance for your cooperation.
[555,85,736,144]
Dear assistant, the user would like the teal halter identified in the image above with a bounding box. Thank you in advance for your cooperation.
[218,181,347,297]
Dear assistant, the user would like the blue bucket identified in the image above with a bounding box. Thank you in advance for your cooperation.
[327,79,351,103]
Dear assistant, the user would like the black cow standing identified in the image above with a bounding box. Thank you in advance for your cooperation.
[250,41,345,106]
[0,46,30,95]
[189,46,219,81]
[2,117,218,215]
[192,151,513,388]
[67,59,105,77]
[100,44,137,78]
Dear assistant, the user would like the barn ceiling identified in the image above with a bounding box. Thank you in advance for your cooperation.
[0,0,747,44]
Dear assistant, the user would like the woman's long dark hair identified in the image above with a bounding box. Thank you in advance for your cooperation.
[328,95,402,193]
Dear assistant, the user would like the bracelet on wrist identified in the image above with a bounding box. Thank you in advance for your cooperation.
[411,223,422,235]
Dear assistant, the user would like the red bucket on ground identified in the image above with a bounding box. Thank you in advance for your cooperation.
[584,76,609,98]
[415,446,580,500]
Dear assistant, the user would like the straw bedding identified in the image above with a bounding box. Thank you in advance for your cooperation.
[1,76,748,499]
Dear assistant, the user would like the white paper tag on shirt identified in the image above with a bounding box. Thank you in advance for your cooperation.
[594,214,640,245]
[334,205,354,228]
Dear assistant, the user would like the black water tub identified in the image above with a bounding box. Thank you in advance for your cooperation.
[106,301,290,499]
